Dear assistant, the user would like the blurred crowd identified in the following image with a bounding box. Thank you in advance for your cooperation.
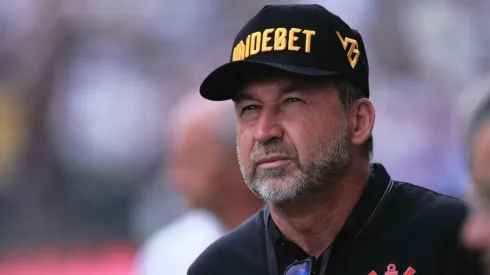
[0,0,489,273]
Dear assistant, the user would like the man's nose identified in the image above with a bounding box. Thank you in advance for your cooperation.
[253,109,284,143]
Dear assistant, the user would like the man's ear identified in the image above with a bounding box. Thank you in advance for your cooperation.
[349,98,375,146]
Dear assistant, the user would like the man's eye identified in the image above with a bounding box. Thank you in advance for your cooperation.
[242,105,260,113]
[285,98,302,103]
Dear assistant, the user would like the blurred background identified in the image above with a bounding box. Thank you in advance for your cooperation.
[0,0,489,274]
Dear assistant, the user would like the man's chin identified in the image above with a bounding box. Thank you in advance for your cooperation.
[259,190,310,204]
[256,176,297,189]
[253,181,314,203]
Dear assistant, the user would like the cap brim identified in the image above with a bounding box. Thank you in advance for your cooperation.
[200,60,340,101]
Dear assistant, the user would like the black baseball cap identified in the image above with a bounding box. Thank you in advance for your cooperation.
[199,4,370,101]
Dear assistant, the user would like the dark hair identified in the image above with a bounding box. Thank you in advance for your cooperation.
[466,96,490,164]
[337,81,373,161]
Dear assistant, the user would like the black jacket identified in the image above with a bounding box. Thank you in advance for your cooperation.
[188,164,482,275]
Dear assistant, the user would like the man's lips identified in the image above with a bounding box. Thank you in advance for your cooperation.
[256,155,292,168]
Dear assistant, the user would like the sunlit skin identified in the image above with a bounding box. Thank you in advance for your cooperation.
[233,72,375,256]
[464,120,490,271]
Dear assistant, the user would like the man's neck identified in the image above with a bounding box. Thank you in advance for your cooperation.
[213,194,264,231]
[269,167,369,257]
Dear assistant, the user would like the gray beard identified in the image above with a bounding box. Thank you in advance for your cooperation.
[237,117,349,203]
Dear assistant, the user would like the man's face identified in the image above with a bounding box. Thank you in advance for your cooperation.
[234,75,350,203]
[464,120,490,270]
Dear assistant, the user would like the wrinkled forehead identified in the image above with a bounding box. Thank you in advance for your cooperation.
[233,70,337,102]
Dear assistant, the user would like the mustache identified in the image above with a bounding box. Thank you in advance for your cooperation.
[250,140,298,164]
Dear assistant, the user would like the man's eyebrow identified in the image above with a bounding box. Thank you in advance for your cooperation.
[233,91,255,102]
[279,79,321,95]
[279,82,303,94]
[232,78,325,102]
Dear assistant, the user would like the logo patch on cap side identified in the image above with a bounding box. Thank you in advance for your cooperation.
[335,31,360,69]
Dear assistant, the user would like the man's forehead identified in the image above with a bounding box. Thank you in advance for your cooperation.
[234,76,335,100]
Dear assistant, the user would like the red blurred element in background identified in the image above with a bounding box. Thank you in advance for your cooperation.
[0,243,136,275]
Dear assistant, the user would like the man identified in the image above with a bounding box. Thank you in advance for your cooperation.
[188,4,482,275]
[136,91,264,275]
[463,93,490,272]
